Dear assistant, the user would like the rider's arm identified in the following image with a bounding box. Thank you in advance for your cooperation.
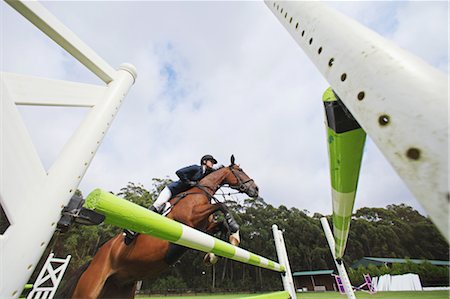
[212,164,224,170]
[175,165,200,183]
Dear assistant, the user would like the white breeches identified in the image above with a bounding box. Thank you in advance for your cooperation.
[153,186,172,210]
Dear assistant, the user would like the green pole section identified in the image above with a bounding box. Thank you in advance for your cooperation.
[323,87,366,259]
[84,189,285,272]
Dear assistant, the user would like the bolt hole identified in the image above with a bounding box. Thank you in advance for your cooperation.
[69,189,73,193]
[27,264,33,270]
[406,148,421,160]
[318,47,322,54]
[309,38,313,45]
[328,58,334,67]
[301,30,305,37]
[341,73,347,81]
[290,17,292,23]
[285,12,287,18]
[277,5,279,10]
[295,23,299,29]
[357,91,365,101]
[281,8,283,13]
[378,115,390,126]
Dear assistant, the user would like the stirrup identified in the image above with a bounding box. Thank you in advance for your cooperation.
[123,229,138,245]
[161,202,172,216]
[148,205,159,213]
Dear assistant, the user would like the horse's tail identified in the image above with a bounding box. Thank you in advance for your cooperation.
[54,261,91,299]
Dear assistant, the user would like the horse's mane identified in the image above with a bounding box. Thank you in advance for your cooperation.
[199,165,228,185]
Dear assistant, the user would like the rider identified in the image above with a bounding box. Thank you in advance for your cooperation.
[149,154,219,214]
[123,154,219,245]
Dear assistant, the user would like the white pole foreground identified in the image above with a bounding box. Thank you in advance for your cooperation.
[5,0,116,83]
[265,1,449,239]
[320,218,356,299]
[272,225,297,299]
[1,1,137,298]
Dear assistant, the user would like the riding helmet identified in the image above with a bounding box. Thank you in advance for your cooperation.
[201,154,217,165]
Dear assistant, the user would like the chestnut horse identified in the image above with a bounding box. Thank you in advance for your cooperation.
[59,156,258,299]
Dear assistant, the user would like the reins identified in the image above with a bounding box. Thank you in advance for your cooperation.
[171,165,255,208]
[195,165,254,203]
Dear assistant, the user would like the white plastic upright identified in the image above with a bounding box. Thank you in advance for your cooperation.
[320,218,356,299]
[265,1,449,239]
[26,253,71,299]
[0,65,136,298]
[1,1,137,297]
[272,225,297,299]
[5,0,117,83]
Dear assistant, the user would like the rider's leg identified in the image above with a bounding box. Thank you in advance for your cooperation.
[123,187,172,245]
[150,186,172,213]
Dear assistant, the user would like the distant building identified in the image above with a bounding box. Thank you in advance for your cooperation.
[352,257,450,268]
[292,270,336,292]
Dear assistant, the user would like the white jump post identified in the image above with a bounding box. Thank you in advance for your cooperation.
[1,1,136,297]
[265,1,449,241]
[320,217,356,299]
[26,253,71,299]
[272,225,297,299]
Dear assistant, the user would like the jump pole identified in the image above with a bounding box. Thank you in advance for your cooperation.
[320,217,356,299]
[272,225,297,299]
[84,189,285,273]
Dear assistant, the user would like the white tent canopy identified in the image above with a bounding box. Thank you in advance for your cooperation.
[373,274,422,291]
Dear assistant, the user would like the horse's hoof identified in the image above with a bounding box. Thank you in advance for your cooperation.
[229,231,240,246]
[203,253,219,266]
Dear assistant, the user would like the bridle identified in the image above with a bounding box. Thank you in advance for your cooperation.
[227,165,255,194]
[195,165,256,203]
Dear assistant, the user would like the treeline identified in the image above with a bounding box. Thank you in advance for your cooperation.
[35,180,448,293]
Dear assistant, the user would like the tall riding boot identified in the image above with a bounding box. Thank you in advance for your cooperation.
[148,205,159,213]
[123,229,138,245]
[123,205,164,245]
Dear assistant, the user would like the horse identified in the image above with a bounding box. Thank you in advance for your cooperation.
[58,155,259,299]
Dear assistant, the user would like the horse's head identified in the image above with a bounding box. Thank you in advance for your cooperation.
[224,155,259,198]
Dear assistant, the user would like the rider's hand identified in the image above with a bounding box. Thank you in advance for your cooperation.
[187,180,197,187]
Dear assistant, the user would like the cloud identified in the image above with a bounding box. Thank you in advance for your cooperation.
[2,1,446,218]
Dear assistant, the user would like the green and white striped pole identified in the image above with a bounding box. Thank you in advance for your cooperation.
[84,189,285,273]
[323,87,366,259]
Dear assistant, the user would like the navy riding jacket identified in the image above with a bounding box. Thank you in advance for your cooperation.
[167,165,210,195]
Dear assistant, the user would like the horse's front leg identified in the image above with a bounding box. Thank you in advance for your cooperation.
[203,214,223,266]
[217,204,240,247]
[203,203,241,246]
[202,208,241,266]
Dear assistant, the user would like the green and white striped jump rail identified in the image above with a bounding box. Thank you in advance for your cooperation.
[323,87,366,259]
[84,189,285,273]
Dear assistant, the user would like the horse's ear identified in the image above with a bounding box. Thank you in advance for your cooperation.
[230,155,235,165]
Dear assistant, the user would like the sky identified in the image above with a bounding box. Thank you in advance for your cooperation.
[1,1,448,216]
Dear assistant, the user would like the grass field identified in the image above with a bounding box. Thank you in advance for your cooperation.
[138,290,449,299]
